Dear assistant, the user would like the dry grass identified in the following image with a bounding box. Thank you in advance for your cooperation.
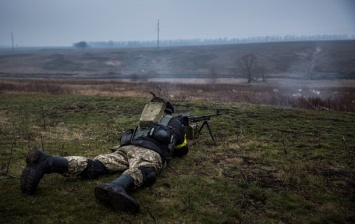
[1,78,354,112]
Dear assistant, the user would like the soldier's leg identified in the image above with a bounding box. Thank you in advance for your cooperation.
[66,150,129,179]
[52,149,130,179]
[65,156,108,179]
[122,145,163,187]
[21,148,110,195]
[21,147,69,195]
[94,145,163,213]
[93,150,129,173]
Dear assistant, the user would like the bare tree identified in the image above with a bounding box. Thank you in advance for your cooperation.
[237,54,258,83]
[294,47,329,79]
[295,50,314,79]
[207,67,218,84]
[255,65,268,82]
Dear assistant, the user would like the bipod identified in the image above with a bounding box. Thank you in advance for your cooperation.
[199,120,215,141]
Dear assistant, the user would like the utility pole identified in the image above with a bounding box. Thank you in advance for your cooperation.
[157,20,160,48]
[11,32,14,52]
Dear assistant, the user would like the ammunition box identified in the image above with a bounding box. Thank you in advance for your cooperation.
[184,124,199,140]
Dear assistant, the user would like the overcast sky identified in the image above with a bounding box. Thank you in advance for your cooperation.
[1,0,354,47]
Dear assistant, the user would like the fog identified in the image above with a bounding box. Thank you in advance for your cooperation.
[0,0,355,47]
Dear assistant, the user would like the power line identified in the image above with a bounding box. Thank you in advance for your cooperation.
[11,32,14,52]
[157,20,160,48]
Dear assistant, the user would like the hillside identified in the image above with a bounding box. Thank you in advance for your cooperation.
[0,40,355,80]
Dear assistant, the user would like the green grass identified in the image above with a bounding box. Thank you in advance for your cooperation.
[0,93,354,223]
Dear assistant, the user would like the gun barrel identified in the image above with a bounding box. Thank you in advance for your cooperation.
[189,111,221,123]
[190,116,211,122]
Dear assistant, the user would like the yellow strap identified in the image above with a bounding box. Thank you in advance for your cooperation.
[175,134,187,149]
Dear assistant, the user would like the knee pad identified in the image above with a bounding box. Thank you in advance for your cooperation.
[79,159,108,179]
[139,167,157,187]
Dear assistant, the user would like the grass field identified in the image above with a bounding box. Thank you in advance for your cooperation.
[0,93,354,223]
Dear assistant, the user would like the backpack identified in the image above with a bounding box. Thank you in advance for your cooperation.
[119,97,176,150]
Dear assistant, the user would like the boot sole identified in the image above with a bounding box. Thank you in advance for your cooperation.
[20,164,40,195]
[94,185,111,207]
[20,147,42,195]
[95,185,140,214]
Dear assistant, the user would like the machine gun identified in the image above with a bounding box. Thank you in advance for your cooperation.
[177,109,221,141]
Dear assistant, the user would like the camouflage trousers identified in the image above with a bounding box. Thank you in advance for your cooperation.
[64,145,163,186]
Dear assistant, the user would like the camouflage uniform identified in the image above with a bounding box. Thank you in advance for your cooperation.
[65,145,162,186]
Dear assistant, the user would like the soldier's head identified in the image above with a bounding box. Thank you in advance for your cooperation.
[164,101,174,114]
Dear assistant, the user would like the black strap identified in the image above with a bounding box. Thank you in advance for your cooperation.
[159,114,172,126]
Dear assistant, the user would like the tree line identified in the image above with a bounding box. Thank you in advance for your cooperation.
[73,34,353,49]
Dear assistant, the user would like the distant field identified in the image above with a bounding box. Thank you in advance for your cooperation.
[1,40,355,79]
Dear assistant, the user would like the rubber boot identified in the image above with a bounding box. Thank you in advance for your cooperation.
[95,174,140,214]
[20,147,69,195]
[79,159,108,179]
